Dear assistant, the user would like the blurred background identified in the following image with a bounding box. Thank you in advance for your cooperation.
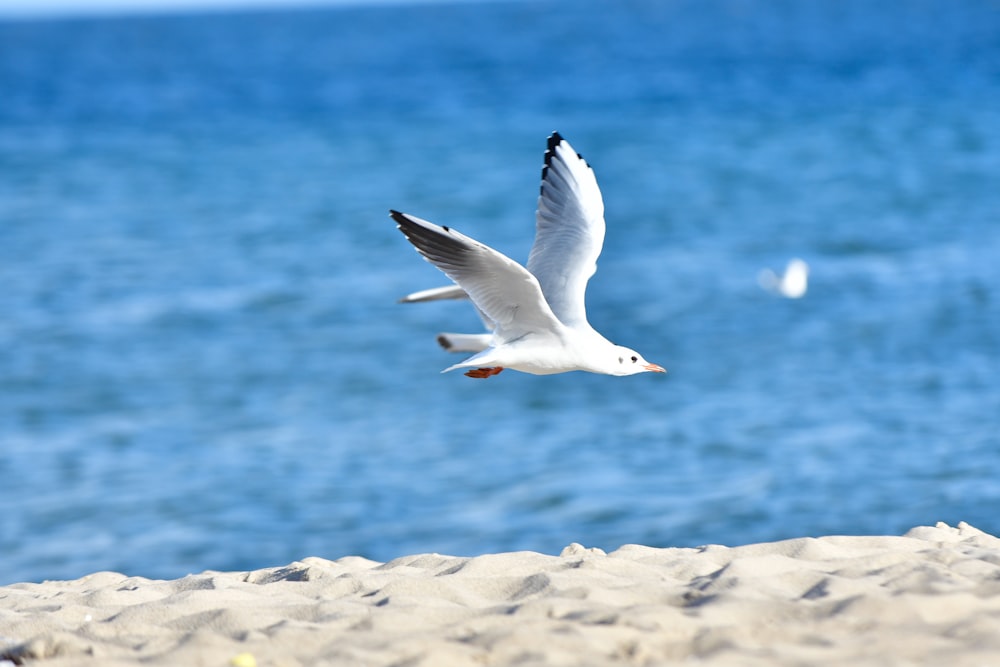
[1,0,998,585]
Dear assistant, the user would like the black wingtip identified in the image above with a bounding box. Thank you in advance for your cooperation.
[544,131,571,165]
[542,131,589,193]
[391,209,447,232]
[541,132,565,190]
[389,209,412,230]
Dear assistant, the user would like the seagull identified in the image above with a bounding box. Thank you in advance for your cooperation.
[758,258,809,299]
[398,284,493,353]
[391,132,665,379]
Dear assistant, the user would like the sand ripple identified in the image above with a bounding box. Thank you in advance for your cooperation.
[2,522,999,666]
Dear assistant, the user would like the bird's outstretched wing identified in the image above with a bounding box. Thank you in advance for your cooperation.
[526,132,606,331]
[392,210,564,342]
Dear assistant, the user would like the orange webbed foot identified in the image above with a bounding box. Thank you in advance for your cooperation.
[465,367,504,379]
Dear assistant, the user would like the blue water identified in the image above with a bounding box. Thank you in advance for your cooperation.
[1,0,999,585]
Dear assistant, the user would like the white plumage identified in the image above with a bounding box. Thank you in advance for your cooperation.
[392,132,664,379]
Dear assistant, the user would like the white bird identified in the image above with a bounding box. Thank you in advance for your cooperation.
[391,132,665,379]
[398,284,493,353]
[758,258,809,299]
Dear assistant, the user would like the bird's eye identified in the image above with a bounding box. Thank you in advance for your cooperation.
[631,356,638,363]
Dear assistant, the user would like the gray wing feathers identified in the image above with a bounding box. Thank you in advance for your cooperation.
[391,210,562,339]
[527,133,606,330]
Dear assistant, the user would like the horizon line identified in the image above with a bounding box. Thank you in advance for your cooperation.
[0,0,521,21]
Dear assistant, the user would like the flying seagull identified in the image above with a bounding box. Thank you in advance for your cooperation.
[758,258,809,299]
[391,132,665,379]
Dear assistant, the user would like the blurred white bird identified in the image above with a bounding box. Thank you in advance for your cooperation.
[758,258,809,299]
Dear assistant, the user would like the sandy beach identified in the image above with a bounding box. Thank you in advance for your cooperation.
[2,521,999,666]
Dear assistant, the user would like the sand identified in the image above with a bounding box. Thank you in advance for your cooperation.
[2,522,999,666]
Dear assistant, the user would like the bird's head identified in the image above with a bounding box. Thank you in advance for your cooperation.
[608,346,666,376]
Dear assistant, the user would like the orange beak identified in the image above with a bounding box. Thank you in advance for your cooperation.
[645,363,666,373]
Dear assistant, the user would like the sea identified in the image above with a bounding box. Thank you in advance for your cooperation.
[1,0,998,585]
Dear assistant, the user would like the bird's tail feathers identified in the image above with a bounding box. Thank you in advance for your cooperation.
[399,284,469,303]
